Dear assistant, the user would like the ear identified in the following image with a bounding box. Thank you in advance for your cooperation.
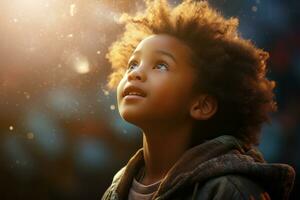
[190,94,218,120]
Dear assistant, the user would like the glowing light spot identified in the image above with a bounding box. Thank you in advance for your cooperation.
[74,57,90,74]
[102,89,109,96]
[70,4,77,16]
[96,50,101,55]
[13,18,18,23]
[9,126,14,131]
[252,6,258,12]
[24,91,31,99]
[110,105,115,110]
[67,33,73,38]
[27,132,34,140]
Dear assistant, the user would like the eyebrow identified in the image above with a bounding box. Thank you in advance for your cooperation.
[132,50,177,64]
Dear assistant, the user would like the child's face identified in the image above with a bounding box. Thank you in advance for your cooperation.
[117,34,198,128]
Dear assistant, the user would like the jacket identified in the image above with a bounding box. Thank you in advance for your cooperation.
[102,135,295,200]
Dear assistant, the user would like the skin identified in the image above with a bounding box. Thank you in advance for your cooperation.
[117,34,218,185]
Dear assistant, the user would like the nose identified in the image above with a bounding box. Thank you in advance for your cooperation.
[127,66,146,82]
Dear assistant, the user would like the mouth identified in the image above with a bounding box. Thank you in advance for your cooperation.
[122,85,146,98]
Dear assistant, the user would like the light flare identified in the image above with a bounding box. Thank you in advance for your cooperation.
[74,57,90,74]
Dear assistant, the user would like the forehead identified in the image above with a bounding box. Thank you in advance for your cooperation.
[132,34,192,61]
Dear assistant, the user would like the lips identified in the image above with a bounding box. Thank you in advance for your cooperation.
[122,85,146,98]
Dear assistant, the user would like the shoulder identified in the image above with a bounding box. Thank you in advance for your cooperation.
[112,166,126,184]
[195,175,271,200]
[102,166,126,200]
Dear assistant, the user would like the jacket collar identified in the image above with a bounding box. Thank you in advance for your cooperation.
[115,148,144,200]
[111,135,295,200]
[113,135,244,199]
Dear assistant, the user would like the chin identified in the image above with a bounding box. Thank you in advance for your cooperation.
[119,109,142,125]
[119,111,148,126]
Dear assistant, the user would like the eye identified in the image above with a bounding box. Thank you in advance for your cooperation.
[155,62,169,71]
[127,60,138,71]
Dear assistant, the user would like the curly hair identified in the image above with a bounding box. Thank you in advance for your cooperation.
[105,0,277,146]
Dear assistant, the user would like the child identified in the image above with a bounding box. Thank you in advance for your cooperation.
[102,0,295,199]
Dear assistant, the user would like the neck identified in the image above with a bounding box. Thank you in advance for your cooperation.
[140,122,193,185]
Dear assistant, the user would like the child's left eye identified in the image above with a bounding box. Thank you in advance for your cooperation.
[154,63,169,71]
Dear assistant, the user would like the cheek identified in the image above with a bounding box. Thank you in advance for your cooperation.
[116,78,126,104]
[151,78,195,110]
[154,75,194,99]
[152,86,187,109]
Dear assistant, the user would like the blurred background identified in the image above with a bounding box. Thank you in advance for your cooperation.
[0,0,299,199]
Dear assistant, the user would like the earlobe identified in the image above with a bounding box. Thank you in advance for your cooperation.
[190,95,218,120]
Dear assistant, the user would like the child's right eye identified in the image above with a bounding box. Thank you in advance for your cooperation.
[127,61,138,71]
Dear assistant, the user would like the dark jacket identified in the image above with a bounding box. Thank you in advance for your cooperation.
[102,135,295,200]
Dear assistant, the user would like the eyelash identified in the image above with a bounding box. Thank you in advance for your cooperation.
[127,60,169,71]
